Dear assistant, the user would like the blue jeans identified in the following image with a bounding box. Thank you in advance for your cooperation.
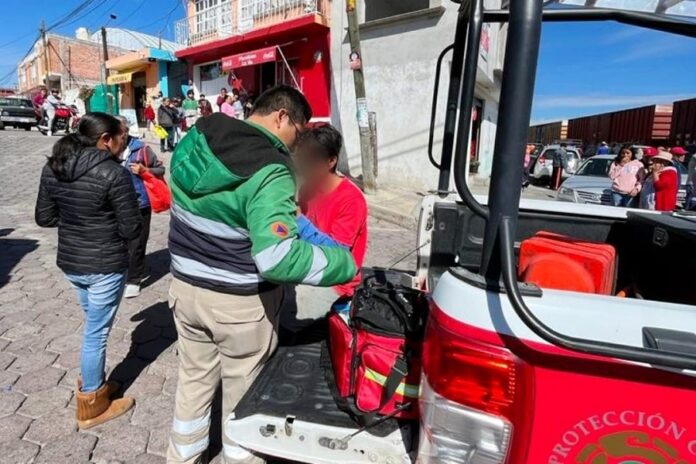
[66,272,127,392]
[611,192,635,208]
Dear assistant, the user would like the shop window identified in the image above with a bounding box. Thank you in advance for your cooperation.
[365,0,433,22]
[200,62,223,82]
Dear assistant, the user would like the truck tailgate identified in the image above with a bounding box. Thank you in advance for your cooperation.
[226,340,416,464]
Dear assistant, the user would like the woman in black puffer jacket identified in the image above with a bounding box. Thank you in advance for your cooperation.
[35,112,142,430]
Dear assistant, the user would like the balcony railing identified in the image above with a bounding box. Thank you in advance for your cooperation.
[175,0,329,48]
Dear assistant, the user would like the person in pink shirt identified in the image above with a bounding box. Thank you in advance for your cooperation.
[608,146,645,207]
[220,94,236,118]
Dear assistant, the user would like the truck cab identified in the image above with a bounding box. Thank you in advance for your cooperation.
[227,1,696,463]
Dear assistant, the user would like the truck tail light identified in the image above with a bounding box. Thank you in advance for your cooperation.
[417,306,532,464]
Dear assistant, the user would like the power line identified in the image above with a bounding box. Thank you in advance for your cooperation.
[47,40,89,88]
[0,34,42,86]
[0,0,95,49]
[115,0,148,27]
[130,0,181,34]
[1,1,105,87]
[86,0,120,32]
[47,0,98,31]
[0,31,37,51]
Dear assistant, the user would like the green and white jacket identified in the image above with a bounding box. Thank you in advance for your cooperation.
[168,113,357,294]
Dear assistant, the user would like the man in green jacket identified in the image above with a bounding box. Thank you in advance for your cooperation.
[167,85,357,464]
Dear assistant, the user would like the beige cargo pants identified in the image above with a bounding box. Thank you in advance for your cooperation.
[167,278,283,464]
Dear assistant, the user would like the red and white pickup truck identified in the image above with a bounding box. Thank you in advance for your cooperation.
[226,1,696,463]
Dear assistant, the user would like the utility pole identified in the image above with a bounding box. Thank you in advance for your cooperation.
[68,46,72,89]
[40,20,50,88]
[345,0,377,193]
[100,26,112,114]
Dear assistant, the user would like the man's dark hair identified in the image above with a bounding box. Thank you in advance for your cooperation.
[560,142,567,148]
[231,88,240,97]
[298,124,343,172]
[221,88,227,92]
[250,85,312,125]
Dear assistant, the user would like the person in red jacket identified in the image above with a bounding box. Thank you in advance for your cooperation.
[280,124,368,338]
[297,124,368,298]
[651,151,679,212]
[143,103,155,131]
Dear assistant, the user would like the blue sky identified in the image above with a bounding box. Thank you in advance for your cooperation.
[0,0,186,85]
[532,20,696,123]
[0,1,694,124]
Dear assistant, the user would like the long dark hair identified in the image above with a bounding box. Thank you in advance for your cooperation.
[614,144,636,164]
[48,112,122,172]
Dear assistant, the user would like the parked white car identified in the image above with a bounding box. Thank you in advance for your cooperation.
[530,145,582,181]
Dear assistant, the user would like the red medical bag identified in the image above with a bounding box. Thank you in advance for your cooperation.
[327,271,428,424]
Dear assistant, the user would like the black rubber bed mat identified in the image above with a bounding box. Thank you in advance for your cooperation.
[233,340,403,437]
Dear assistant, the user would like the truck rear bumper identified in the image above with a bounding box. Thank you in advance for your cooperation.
[226,413,413,464]
[226,341,416,464]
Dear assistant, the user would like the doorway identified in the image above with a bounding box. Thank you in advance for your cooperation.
[133,72,147,126]
[260,62,276,93]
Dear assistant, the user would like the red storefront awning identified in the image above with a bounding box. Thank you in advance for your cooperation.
[222,46,277,71]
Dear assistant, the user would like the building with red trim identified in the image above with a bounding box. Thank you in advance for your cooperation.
[174,0,331,119]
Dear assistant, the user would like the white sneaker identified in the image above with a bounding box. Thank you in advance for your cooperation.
[124,284,140,299]
[47,131,52,137]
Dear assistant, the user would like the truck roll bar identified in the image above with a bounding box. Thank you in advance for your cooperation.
[449,0,696,369]
[427,43,453,171]
[484,7,696,38]
[479,0,541,279]
[451,0,489,220]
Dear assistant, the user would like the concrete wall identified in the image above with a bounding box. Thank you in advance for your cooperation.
[330,0,503,192]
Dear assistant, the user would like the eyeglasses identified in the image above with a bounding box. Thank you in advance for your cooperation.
[287,113,306,140]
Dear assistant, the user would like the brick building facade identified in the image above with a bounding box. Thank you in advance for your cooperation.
[17,32,129,94]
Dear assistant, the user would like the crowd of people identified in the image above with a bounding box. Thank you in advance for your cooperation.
[542,140,693,212]
[607,145,689,212]
[143,87,255,155]
[34,85,368,463]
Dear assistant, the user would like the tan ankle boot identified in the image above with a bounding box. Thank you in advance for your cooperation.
[75,383,135,430]
[77,377,121,398]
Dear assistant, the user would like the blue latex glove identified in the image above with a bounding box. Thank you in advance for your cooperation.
[297,214,347,248]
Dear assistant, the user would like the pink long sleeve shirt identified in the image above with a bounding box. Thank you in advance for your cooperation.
[609,160,644,195]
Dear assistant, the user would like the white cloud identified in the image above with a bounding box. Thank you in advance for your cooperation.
[600,27,646,45]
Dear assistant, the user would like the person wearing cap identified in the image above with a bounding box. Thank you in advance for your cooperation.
[597,141,610,155]
[671,146,688,177]
[640,151,679,212]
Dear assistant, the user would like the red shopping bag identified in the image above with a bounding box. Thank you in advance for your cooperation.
[141,150,171,213]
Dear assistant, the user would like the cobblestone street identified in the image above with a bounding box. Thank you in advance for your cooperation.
[0,129,417,463]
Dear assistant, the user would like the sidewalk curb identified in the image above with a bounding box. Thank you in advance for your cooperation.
[368,200,418,230]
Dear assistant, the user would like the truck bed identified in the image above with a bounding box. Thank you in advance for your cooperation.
[227,331,416,464]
